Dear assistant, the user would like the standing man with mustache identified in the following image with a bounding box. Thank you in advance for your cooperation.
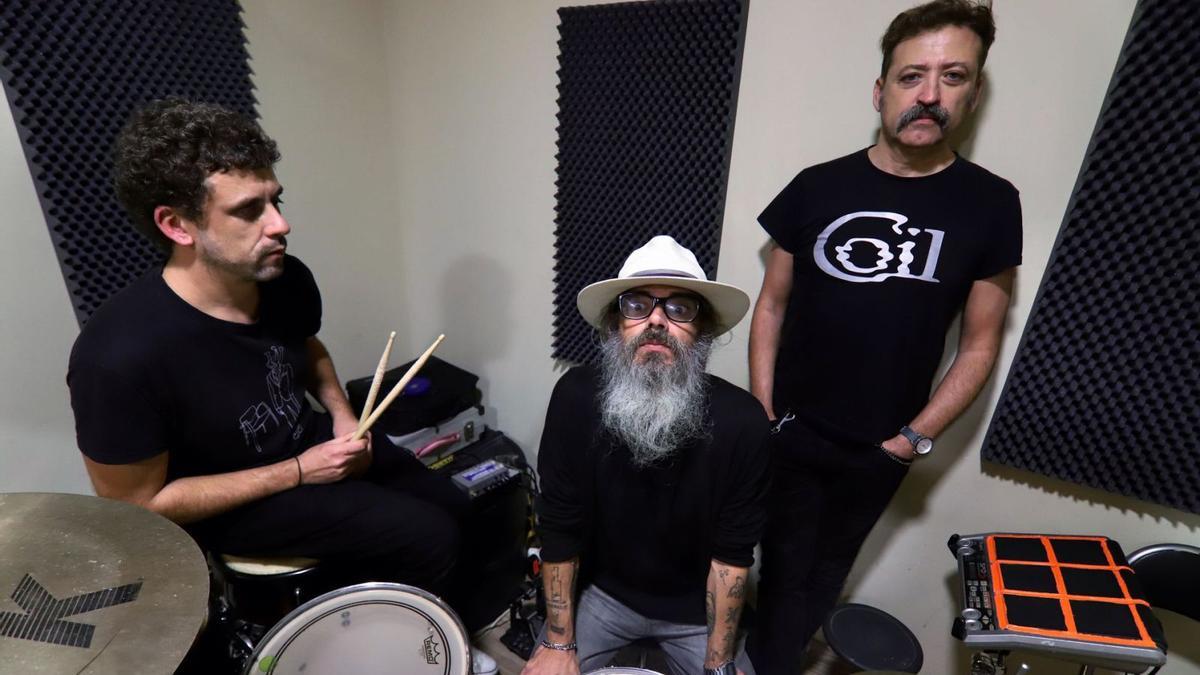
[746,1,1022,672]
[524,236,769,675]
[67,99,474,614]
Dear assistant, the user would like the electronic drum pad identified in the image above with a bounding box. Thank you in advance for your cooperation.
[950,533,1166,672]
[245,582,472,674]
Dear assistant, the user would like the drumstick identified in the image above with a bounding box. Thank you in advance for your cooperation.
[358,331,396,426]
[353,334,445,441]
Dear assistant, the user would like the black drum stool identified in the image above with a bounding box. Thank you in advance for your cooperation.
[822,603,923,673]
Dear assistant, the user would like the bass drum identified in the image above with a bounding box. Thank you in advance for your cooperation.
[244,582,471,675]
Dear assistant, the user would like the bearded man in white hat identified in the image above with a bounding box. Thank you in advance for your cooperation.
[522,236,768,675]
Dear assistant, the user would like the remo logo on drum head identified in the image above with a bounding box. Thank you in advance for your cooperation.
[246,582,472,675]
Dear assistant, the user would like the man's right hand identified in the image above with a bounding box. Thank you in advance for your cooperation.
[295,434,370,485]
[520,646,580,675]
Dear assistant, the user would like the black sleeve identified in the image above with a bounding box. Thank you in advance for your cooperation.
[534,371,592,563]
[710,402,771,567]
[975,182,1023,279]
[757,171,808,254]
[67,360,169,464]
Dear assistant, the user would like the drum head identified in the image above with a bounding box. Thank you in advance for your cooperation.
[246,582,471,675]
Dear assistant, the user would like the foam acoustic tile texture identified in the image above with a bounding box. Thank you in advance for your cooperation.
[982,0,1200,513]
[551,0,748,364]
[0,1,256,326]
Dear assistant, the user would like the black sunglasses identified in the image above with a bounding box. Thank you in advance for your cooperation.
[617,291,703,323]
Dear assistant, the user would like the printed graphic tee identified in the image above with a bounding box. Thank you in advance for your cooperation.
[68,255,324,479]
[759,148,1022,444]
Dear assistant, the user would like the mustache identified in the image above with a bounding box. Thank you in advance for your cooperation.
[632,326,684,357]
[896,103,950,132]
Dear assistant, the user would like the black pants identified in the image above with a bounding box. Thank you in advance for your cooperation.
[189,436,469,596]
[747,416,910,674]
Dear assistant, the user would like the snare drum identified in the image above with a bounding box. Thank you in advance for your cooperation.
[245,582,472,674]
[214,554,322,628]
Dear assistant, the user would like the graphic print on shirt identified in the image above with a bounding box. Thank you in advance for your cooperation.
[813,211,944,284]
[238,346,305,453]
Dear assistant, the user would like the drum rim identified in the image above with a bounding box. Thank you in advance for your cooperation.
[244,581,471,675]
[580,662,667,667]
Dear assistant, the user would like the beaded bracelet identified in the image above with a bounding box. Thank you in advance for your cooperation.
[540,638,577,651]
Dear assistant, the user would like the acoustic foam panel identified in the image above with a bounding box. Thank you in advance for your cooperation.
[981,0,1200,513]
[551,0,748,364]
[0,0,257,326]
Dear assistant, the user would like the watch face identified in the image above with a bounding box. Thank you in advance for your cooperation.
[916,437,934,455]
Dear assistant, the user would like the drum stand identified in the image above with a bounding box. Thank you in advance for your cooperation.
[969,649,1161,675]
[970,651,1031,675]
[500,579,544,660]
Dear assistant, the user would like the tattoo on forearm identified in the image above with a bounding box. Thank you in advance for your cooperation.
[728,576,745,600]
[550,567,564,603]
[545,561,577,639]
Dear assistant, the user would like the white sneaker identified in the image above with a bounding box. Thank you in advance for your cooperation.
[471,647,499,675]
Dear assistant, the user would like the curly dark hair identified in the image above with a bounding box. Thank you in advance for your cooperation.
[880,0,996,79]
[112,98,280,251]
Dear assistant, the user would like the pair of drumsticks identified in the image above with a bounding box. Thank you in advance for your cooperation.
[351,333,446,441]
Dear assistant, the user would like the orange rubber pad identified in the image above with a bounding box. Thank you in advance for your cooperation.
[986,534,1155,648]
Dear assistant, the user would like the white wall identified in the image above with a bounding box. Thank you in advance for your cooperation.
[0,93,90,494]
[3,1,1197,672]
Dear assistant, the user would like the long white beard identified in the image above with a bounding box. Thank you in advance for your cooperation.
[598,326,713,468]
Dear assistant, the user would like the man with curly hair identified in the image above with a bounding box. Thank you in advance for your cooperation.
[67,99,470,603]
[746,1,1022,671]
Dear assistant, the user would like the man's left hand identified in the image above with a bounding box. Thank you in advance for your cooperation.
[879,434,914,461]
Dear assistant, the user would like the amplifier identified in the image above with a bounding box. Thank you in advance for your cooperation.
[950,532,1165,673]
[451,459,520,499]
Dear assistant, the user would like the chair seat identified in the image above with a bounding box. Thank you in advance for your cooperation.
[823,603,923,673]
[219,553,320,576]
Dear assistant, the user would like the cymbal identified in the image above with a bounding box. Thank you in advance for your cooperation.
[0,492,208,674]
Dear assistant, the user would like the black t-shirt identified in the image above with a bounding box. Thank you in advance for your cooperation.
[759,148,1022,444]
[67,256,325,480]
[535,366,770,625]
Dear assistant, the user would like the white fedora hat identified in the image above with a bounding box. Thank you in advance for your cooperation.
[576,235,750,336]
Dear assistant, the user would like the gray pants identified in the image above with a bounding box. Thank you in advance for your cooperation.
[568,584,756,675]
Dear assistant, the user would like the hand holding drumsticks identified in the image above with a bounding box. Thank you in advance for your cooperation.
[294,333,444,486]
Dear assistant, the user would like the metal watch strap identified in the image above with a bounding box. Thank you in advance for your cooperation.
[704,660,737,675]
[899,425,923,446]
[899,425,933,456]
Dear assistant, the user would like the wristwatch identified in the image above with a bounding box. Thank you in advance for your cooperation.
[900,425,934,456]
[704,661,737,675]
